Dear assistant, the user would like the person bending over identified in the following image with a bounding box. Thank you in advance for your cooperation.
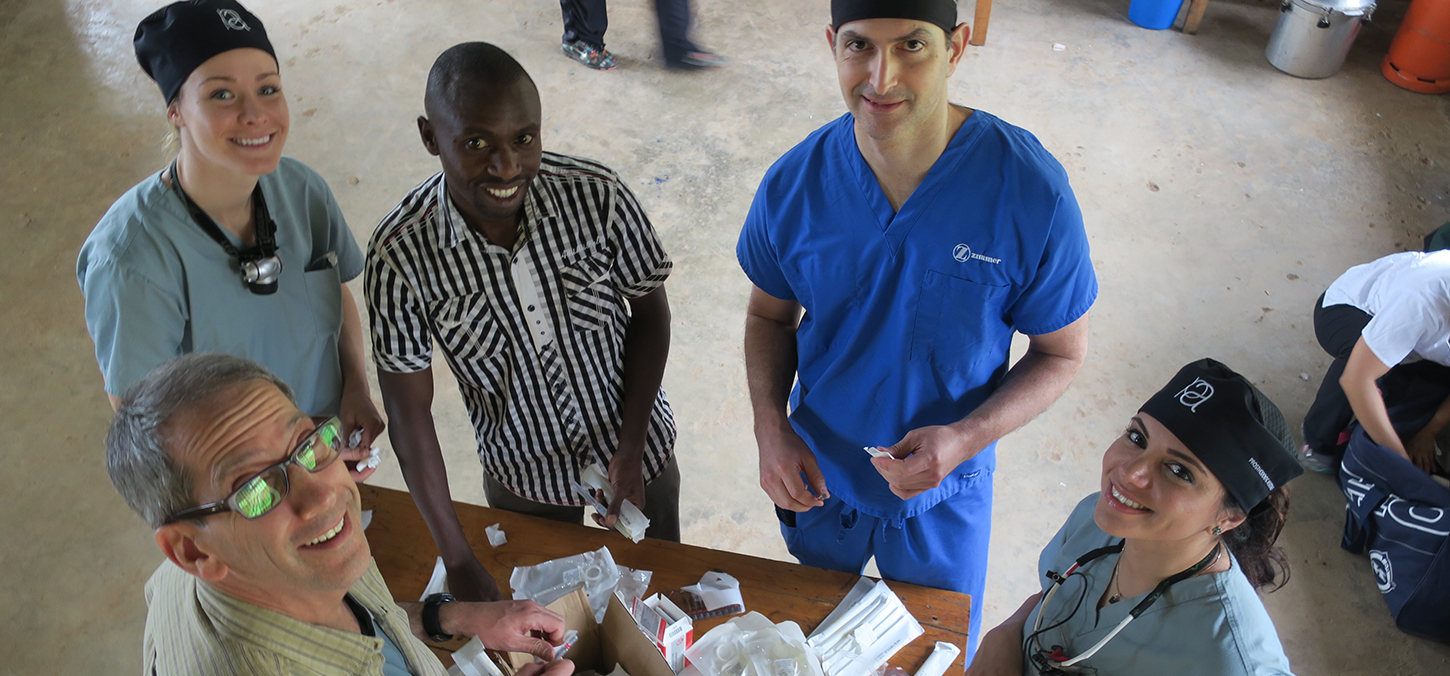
[738,0,1096,656]
[77,0,383,454]
[1301,250,1450,474]
[106,354,571,676]
[366,42,678,602]
[968,359,1302,676]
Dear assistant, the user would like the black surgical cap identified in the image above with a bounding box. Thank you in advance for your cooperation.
[1139,358,1302,512]
[831,0,959,37]
[134,0,276,104]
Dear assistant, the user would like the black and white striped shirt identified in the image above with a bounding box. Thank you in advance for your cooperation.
[365,152,675,504]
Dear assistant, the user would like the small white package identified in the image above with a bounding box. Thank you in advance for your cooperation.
[421,556,450,600]
[485,523,508,547]
[452,635,509,676]
[682,571,744,612]
[636,593,693,673]
[574,463,651,542]
[807,578,923,676]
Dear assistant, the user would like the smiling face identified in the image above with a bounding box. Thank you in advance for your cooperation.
[419,75,543,231]
[160,379,368,603]
[169,47,288,177]
[1094,412,1238,543]
[827,18,965,142]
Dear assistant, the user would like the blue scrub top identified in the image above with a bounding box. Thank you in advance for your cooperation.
[1020,495,1295,676]
[78,157,364,416]
[737,111,1097,520]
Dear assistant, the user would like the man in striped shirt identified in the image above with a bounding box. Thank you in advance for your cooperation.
[106,354,571,676]
[366,43,677,602]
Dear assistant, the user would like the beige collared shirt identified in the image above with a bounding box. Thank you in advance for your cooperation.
[142,559,447,676]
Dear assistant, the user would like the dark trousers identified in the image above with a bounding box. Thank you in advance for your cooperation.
[1303,292,1373,456]
[559,0,698,65]
[483,454,681,542]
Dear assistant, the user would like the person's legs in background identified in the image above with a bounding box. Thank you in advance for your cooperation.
[653,0,723,69]
[1302,293,1373,472]
[559,0,618,69]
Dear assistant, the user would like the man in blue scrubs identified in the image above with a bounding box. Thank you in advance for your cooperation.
[737,0,1096,656]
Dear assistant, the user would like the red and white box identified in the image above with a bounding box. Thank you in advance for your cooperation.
[636,593,694,673]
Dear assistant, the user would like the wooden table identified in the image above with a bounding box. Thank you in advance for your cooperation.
[361,485,970,674]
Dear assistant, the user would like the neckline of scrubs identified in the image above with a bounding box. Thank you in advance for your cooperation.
[1067,550,1239,634]
[839,108,987,252]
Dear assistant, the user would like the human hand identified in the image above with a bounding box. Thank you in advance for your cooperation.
[445,555,503,602]
[871,425,982,500]
[339,385,386,452]
[440,599,566,660]
[595,450,646,530]
[757,422,827,511]
[1406,432,1438,474]
[964,592,1040,676]
[338,446,380,483]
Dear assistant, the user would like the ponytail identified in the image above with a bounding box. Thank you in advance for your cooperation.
[1222,485,1292,591]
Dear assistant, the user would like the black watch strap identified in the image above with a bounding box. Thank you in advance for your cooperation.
[422,592,456,642]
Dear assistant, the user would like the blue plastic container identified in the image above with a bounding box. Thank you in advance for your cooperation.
[1128,0,1184,30]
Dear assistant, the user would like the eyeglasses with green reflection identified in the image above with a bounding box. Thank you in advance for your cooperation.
[164,417,344,524]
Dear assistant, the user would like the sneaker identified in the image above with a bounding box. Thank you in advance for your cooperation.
[1298,445,1337,474]
[669,50,726,71]
[562,40,618,70]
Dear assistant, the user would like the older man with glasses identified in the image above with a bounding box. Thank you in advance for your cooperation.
[107,353,574,676]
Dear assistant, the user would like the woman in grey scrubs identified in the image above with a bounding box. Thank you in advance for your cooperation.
[967,359,1303,676]
[77,1,383,458]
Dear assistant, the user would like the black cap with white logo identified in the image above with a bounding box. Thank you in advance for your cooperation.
[1139,358,1302,512]
[134,0,276,104]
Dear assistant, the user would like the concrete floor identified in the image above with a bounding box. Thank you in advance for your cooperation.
[4,0,1450,673]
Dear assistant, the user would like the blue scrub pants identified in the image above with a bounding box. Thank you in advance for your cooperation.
[776,474,993,660]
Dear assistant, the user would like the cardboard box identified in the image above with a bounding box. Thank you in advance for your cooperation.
[508,589,676,676]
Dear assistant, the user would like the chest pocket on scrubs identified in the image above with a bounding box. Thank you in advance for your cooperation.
[910,269,1010,373]
[303,264,343,335]
[429,294,506,362]
[559,246,621,333]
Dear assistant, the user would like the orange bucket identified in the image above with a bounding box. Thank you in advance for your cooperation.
[1383,0,1450,93]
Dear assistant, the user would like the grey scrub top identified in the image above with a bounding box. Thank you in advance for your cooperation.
[78,156,364,416]
[1020,494,1295,676]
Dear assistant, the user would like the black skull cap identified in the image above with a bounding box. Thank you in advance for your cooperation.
[1138,358,1302,512]
[134,0,276,104]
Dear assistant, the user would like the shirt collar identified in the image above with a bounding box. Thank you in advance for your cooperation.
[432,172,551,252]
[194,578,387,675]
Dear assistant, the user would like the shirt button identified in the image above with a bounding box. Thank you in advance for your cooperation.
[527,305,535,311]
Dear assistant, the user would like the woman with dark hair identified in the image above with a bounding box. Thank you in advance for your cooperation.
[76,0,383,458]
[967,359,1302,676]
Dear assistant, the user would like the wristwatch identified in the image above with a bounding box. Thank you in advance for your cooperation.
[422,592,456,642]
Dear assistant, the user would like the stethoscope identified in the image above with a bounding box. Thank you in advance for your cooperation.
[167,159,284,295]
[1023,539,1222,674]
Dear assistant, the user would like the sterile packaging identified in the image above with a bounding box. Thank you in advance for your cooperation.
[616,566,653,610]
[450,635,509,676]
[421,556,450,600]
[635,594,693,673]
[510,546,623,623]
[358,446,383,470]
[574,463,651,542]
[485,523,508,547]
[685,611,823,676]
[806,579,923,676]
[551,629,581,660]
[911,641,961,676]
[667,570,745,620]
